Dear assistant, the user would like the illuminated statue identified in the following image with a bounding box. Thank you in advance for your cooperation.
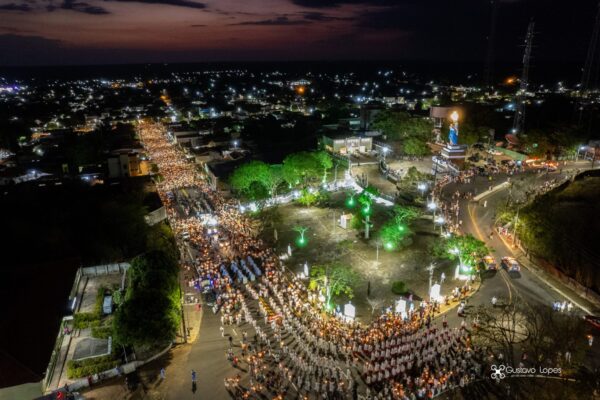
[448,125,458,146]
[448,111,459,146]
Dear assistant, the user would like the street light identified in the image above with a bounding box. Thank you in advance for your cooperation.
[233,140,239,149]
[427,200,437,225]
[382,146,389,161]
[346,193,356,208]
[417,182,427,198]
[576,145,585,162]
[434,216,445,234]
[334,161,340,186]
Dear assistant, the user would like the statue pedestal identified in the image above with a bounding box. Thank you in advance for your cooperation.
[432,144,468,175]
[441,144,467,167]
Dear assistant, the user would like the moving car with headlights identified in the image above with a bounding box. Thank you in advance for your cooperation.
[481,255,498,271]
[501,256,520,272]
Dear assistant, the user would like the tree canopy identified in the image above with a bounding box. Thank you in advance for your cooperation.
[378,205,421,250]
[441,234,489,267]
[281,151,322,187]
[372,110,433,156]
[230,151,334,200]
[113,249,181,348]
[309,263,359,309]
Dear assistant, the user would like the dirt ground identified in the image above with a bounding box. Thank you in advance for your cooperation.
[256,192,456,322]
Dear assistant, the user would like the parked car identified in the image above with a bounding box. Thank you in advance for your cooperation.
[501,256,520,272]
[468,154,480,162]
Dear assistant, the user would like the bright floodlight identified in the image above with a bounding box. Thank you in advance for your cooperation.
[427,202,437,210]
[450,247,459,255]
[450,111,459,123]
[383,147,389,154]
[417,182,427,192]
[435,216,445,224]
[385,242,394,250]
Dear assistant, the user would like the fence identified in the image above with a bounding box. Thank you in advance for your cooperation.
[493,146,528,161]
[81,263,130,277]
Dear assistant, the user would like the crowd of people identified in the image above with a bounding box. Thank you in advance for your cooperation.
[138,121,485,399]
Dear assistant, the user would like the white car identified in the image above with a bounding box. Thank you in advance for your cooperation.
[501,256,520,272]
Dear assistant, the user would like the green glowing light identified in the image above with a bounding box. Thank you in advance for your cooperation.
[346,197,355,208]
[296,236,307,247]
[385,242,394,250]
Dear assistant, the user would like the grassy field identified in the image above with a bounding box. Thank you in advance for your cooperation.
[256,191,454,321]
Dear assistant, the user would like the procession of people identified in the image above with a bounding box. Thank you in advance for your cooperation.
[138,121,484,399]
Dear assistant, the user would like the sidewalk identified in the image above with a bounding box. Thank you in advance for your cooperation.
[435,278,482,317]
[47,332,72,391]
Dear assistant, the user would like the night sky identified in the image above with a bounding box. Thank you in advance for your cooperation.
[0,0,598,67]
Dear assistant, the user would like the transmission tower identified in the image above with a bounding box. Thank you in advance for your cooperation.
[512,20,535,136]
[483,0,499,87]
[578,1,600,123]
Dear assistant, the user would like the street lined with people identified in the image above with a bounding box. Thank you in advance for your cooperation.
[138,121,484,399]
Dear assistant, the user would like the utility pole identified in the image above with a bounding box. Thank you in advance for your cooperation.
[512,207,520,246]
[512,20,535,136]
[483,0,499,87]
[578,1,600,124]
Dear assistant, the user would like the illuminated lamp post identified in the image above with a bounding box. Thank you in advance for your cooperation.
[294,226,308,248]
[382,146,389,161]
[346,193,356,208]
[427,200,437,226]
[417,182,427,198]
[434,216,445,234]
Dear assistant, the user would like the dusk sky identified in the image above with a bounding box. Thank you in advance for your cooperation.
[0,0,598,66]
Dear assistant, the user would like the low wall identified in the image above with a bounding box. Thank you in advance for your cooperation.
[81,263,130,277]
[46,343,172,395]
[473,181,509,202]
[145,206,167,226]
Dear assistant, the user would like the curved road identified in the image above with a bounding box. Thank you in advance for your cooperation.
[441,165,598,317]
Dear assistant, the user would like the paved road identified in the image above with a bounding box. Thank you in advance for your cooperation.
[439,162,599,322]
